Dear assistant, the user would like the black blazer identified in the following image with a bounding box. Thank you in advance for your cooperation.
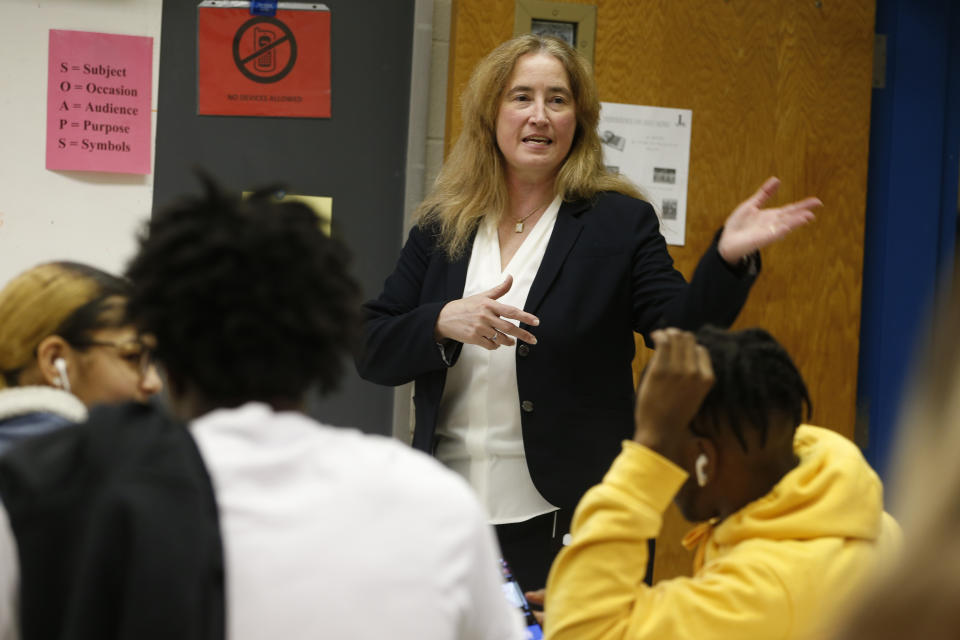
[358,192,756,511]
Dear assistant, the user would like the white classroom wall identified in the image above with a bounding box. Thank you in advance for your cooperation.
[0,0,163,287]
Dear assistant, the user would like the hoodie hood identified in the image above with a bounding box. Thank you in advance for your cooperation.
[0,386,87,424]
[710,425,884,548]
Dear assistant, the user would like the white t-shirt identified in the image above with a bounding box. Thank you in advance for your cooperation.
[0,403,524,640]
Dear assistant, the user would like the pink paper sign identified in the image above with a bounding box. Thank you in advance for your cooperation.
[46,30,153,174]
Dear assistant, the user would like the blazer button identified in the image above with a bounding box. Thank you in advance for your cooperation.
[518,344,530,357]
[521,400,534,413]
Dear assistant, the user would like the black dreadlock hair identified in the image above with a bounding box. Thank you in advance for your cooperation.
[125,173,360,407]
[692,326,811,451]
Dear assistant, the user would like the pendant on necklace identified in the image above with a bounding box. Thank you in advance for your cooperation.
[515,222,524,233]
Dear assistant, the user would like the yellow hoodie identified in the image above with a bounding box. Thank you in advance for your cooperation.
[544,426,901,640]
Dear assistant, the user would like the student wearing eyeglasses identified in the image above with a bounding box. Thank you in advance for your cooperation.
[0,261,162,455]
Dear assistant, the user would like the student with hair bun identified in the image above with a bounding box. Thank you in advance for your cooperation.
[0,261,162,455]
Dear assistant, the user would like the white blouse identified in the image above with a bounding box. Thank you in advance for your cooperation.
[435,195,562,525]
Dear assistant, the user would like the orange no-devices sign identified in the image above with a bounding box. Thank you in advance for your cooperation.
[197,3,330,118]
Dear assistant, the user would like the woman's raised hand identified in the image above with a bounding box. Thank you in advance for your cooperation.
[434,275,540,350]
[717,176,821,264]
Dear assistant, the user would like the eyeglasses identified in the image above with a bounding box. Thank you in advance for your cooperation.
[73,339,156,378]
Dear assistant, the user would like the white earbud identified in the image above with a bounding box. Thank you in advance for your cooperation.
[53,357,71,393]
[695,453,709,487]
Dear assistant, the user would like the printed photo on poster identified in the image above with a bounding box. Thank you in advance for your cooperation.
[598,102,692,246]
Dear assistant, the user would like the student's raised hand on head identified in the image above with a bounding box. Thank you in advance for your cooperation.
[633,329,715,464]
[717,176,821,264]
[434,275,540,350]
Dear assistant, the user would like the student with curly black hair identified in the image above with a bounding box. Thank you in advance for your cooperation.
[0,178,525,640]
[124,180,358,411]
[544,327,901,640]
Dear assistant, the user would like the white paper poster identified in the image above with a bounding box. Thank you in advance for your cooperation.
[598,102,692,246]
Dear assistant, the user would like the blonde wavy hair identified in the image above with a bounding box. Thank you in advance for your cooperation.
[835,267,960,639]
[0,262,130,390]
[418,34,641,259]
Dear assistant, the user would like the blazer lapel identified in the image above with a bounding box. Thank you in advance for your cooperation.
[525,199,590,314]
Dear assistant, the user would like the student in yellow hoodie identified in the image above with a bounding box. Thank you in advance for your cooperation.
[544,326,900,640]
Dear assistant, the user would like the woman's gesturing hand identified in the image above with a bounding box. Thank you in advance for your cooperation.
[434,275,540,350]
[717,176,822,264]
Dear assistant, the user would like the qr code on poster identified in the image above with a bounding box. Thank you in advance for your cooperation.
[653,167,676,184]
[661,199,678,220]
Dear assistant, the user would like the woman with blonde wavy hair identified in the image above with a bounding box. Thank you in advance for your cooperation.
[0,262,162,454]
[358,33,821,590]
